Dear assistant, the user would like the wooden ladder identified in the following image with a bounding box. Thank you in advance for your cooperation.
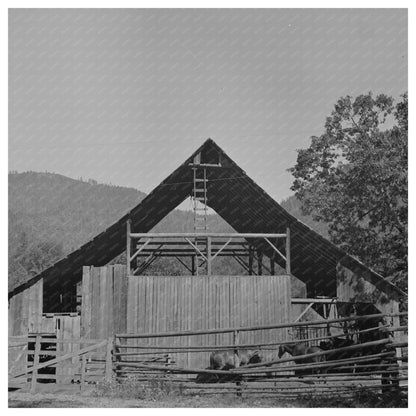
[192,167,208,275]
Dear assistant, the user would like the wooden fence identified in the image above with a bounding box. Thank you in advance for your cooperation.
[9,312,407,399]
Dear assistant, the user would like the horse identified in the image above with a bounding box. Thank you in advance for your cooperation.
[209,349,262,370]
[278,343,325,376]
[196,349,262,383]
[320,336,357,360]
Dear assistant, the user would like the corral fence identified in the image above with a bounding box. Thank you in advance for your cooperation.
[9,312,407,399]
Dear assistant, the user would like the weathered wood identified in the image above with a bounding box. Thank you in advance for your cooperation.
[122,274,291,368]
[113,350,393,375]
[257,251,263,276]
[206,237,212,275]
[12,339,107,378]
[291,298,339,304]
[80,354,87,391]
[248,246,254,276]
[117,311,405,338]
[105,337,113,381]
[30,335,41,393]
[130,233,287,239]
[126,219,132,274]
[286,227,291,275]
[114,324,388,352]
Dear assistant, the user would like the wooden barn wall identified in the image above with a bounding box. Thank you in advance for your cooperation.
[81,265,128,339]
[8,279,43,336]
[126,275,291,368]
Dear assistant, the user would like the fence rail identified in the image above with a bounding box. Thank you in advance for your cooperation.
[9,311,407,399]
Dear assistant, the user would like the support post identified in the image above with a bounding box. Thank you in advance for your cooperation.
[248,246,254,276]
[257,250,263,276]
[126,219,131,275]
[30,335,41,394]
[105,337,113,382]
[286,227,291,275]
[233,330,240,352]
[207,237,212,275]
[191,255,195,276]
[80,354,87,391]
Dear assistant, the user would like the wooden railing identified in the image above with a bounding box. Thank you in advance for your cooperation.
[9,311,408,398]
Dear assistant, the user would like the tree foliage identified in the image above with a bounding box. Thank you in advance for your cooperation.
[289,92,407,293]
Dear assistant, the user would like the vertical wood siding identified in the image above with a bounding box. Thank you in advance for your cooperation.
[8,279,43,336]
[125,274,291,368]
[81,266,291,368]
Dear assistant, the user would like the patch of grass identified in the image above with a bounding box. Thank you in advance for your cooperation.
[91,376,185,401]
[290,389,407,408]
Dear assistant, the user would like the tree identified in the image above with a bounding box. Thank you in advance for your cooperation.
[289,92,407,295]
[9,227,64,289]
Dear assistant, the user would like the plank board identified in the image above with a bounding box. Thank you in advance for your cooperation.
[126,275,291,368]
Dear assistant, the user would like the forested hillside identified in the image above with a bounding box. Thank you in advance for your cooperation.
[8,171,326,290]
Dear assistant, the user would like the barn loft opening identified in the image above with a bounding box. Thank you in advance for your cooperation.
[10,138,404,318]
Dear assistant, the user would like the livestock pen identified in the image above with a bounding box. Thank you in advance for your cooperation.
[9,140,407,404]
[8,311,407,400]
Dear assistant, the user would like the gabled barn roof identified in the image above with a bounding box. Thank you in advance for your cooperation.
[9,139,404,300]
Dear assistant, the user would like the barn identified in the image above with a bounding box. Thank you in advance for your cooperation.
[8,139,405,389]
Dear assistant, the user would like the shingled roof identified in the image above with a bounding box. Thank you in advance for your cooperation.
[9,139,405,301]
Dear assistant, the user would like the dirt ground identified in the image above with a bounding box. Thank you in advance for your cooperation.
[8,391,303,408]
[8,379,407,408]
[8,390,407,408]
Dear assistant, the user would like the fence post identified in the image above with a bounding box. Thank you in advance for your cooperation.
[80,354,87,391]
[30,335,41,394]
[105,337,113,382]
[233,330,243,397]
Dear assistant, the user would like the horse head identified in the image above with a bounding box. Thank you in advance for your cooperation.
[278,345,286,358]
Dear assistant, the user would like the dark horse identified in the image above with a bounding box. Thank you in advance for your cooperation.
[278,343,325,375]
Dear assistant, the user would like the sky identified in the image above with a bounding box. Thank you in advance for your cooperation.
[8,8,408,203]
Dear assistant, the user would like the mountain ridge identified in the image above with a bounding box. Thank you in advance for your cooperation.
[8,171,328,290]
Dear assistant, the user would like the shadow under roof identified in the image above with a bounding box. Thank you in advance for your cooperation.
[9,139,404,301]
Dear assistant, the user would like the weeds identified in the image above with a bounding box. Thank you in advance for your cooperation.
[92,376,185,401]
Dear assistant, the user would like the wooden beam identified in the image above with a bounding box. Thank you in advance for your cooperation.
[207,237,212,275]
[175,257,193,273]
[105,337,113,381]
[130,239,151,263]
[286,227,291,275]
[294,303,314,322]
[126,219,131,275]
[184,238,207,261]
[130,233,287,239]
[12,340,108,378]
[248,246,254,276]
[191,256,195,276]
[257,250,263,276]
[30,335,41,393]
[211,238,232,261]
[264,238,286,262]
[291,298,339,304]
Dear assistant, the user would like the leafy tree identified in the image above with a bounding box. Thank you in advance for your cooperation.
[289,92,407,295]
[9,228,64,288]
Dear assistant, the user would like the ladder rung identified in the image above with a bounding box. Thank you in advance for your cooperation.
[194,179,208,182]
[194,197,207,202]
[193,189,206,193]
